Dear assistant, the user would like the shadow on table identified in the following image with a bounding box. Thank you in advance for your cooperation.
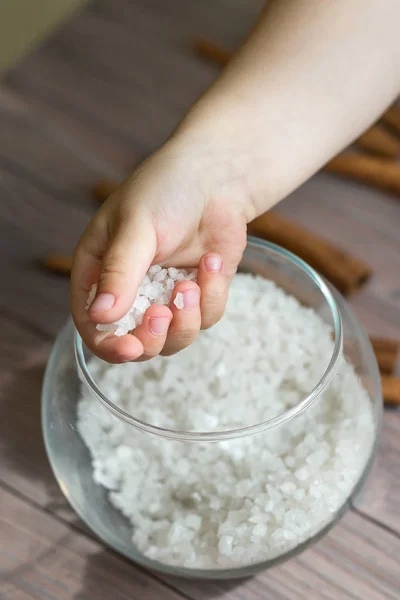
[0,347,81,527]
[72,545,248,600]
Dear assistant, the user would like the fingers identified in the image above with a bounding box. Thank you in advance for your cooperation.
[88,213,157,325]
[106,253,226,362]
[197,253,229,330]
[70,220,146,363]
[133,304,173,361]
[161,281,201,356]
[70,204,156,364]
[71,214,229,363]
[87,332,145,364]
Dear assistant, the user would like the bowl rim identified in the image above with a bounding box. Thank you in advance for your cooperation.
[74,237,343,442]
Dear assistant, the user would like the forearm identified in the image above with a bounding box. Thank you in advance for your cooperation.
[175,0,400,218]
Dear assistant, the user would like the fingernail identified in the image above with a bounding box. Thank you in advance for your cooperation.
[183,289,200,310]
[90,293,115,312]
[149,317,170,336]
[205,255,222,272]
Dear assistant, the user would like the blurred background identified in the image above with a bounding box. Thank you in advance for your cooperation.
[0,1,399,599]
[0,0,88,73]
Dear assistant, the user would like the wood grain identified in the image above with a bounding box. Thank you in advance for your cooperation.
[3,0,262,167]
[0,316,74,520]
[0,86,136,175]
[164,512,400,600]
[356,413,400,533]
[0,487,184,600]
[0,167,92,335]
[0,90,123,194]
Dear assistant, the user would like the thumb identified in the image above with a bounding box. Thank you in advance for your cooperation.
[88,217,156,324]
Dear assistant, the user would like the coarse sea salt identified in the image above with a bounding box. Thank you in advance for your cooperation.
[77,273,375,569]
[86,266,197,336]
[173,292,184,310]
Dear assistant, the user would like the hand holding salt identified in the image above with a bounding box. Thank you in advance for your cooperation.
[86,266,197,337]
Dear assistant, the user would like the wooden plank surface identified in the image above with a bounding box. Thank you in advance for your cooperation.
[2,486,398,600]
[165,512,400,600]
[0,316,73,521]
[0,0,399,598]
[2,0,263,168]
[0,87,123,191]
[0,487,185,600]
[355,413,400,533]
[0,167,90,335]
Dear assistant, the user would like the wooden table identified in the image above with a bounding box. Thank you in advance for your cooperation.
[0,1,399,598]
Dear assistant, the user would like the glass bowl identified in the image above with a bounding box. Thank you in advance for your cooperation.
[42,237,382,579]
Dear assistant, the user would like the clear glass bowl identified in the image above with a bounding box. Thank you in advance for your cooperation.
[42,237,382,579]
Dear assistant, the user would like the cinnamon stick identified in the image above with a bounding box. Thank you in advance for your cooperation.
[381,375,400,406]
[193,39,231,66]
[356,125,400,158]
[370,337,400,375]
[44,254,73,276]
[325,154,400,197]
[248,212,371,295]
[92,179,119,203]
[380,105,400,135]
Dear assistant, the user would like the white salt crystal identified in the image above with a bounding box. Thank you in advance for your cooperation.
[116,445,133,461]
[143,282,163,300]
[252,524,267,537]
[294,467,310,481]
[78,273,375,570]
[293,489,306,502]
[141,275,150,286]
[185,515,202,530]
[174,293,184,310]
[88,264,198,336]
[266,484,282,505]
[283,530,297,541]
[133,296,150,312]
[280,482,296,495]
[148,265,162,275]
[218,535,234,556]
[158,293,170,306]
[285,456,296,468]
[86,284,97,310]
[249,513,269,524]
[154,269,167,282]
[96,323,118,333]
[310,483,322,499]
[186,270,198,281]
[306,449,329,467]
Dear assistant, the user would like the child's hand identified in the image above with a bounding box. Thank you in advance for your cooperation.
[71,141,251,363]
[71,0,400,364]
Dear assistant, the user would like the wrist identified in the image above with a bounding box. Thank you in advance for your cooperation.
[168,99,278,223]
